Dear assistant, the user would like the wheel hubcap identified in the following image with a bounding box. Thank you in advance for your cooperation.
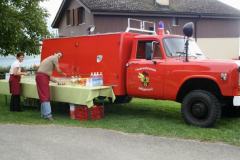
[191,102,208,119]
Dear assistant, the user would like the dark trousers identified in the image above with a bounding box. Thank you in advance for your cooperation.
[10,95,21,112]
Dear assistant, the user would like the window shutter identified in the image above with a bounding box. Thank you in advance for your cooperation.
[77,7,85,25]
[77,8,81,25]
[72,9,75,25]
[66,10,70,25]
[75,8,78,25]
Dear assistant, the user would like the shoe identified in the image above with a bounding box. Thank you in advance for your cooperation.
[45,117,54,121]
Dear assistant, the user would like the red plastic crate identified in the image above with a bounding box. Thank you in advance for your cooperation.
[89,105,104,120]
[70,105,88,120]
[70,104,104,120]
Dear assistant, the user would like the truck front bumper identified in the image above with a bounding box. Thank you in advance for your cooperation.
[233,96,240,106]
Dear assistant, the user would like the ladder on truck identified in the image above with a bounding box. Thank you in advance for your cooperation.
[125,18,156,34]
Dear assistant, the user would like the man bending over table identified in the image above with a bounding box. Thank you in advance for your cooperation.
[36,51,66,120]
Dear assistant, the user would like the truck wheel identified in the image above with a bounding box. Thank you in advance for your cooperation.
[181,90,221,127]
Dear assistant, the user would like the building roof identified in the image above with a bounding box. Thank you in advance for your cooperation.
[169,0,240,15]
[52,0,240,28]
[81,0,240,15]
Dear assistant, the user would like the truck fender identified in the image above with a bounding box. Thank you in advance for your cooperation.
[176,75,222,103]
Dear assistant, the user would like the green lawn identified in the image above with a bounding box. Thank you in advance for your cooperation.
[1,95,240,146]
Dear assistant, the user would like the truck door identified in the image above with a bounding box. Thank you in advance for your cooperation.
[126,40,164,99]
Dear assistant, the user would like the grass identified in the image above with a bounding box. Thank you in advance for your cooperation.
[1,95,240,146]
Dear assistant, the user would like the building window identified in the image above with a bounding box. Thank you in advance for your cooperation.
[172,17,179,26]
[66,8,85,26]
[77,7,85,25]
[66,10,71,25]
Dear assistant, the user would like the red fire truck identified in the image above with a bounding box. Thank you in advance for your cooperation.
[41,19,240,127]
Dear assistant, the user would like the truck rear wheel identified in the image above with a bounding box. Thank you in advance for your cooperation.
[181,90,221,127]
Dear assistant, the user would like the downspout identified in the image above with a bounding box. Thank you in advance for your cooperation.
[194,20,197,41]
[194,15,201,42]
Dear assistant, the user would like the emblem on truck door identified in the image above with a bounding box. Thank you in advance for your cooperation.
[138,72,150,87]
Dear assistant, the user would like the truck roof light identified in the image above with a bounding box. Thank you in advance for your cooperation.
[157,21,165,35]
[158,21,165,29]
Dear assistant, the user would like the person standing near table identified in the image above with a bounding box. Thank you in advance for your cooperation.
[35,51,66,120]
[9,52,28,112]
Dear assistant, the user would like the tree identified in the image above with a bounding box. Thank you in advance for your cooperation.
[0,0,49,56]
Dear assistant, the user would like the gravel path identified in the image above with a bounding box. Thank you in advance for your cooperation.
[0,124,239,160]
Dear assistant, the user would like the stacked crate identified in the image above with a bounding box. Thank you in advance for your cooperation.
[89,105,104,120]
[70,104,104,120]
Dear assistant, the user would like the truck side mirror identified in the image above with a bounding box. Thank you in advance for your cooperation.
[183,22,194,62]
[183,22,194,37]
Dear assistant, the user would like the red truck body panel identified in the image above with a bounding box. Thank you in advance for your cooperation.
[162,59,239,99]
[41,32,135,95]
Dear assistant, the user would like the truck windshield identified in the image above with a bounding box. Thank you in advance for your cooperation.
[163,37,205,59]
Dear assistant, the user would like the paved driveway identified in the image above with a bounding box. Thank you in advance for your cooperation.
[0,124,239,160]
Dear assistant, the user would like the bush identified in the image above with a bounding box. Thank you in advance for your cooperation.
[0,67,10,79]
[0,67,10,73]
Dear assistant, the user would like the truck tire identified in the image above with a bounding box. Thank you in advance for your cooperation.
[113,96,132,104]
[181,90,221,127]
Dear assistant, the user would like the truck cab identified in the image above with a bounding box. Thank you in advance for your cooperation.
[124,19,240,127]
[127,33,205,99]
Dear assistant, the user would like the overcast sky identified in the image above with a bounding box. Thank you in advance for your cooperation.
[40,0,240,31]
